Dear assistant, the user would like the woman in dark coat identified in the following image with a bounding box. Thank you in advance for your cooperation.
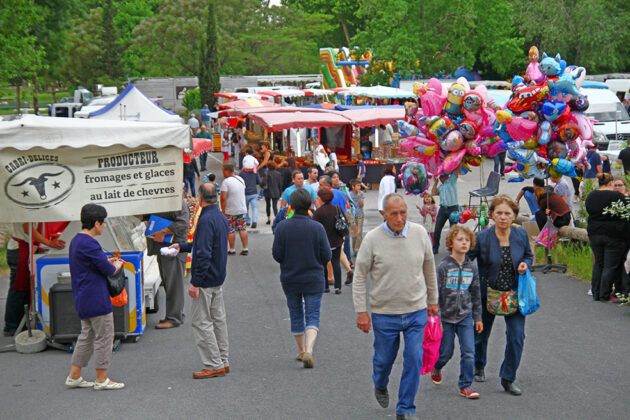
[262,161,283,224]
[535,186,572,230]
[585,173,629,302]
[272,189,332,368]
[468,195,533,396]
[313,188,345,294]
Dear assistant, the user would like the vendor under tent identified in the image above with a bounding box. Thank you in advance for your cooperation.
[0,115,190,346]
[85,83,182,123]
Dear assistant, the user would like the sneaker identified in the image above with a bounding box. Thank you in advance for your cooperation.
[459,387,480,399]
[228,250,236,255]
[430,368,442,385]
[240,249,249,256]
[65,376,94,388]
[587,288,593,296]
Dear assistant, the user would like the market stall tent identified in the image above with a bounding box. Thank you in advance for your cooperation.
[86,83,182,123]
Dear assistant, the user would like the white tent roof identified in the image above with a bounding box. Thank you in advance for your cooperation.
[0,114,190,151]
[88,83,182,123]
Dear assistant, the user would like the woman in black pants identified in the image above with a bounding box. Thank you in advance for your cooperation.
[313,188,344,294]
[262,162,283,224]
[585,173,630,302]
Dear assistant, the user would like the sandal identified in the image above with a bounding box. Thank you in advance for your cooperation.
[65,376,94,388]
[94,378,125,390]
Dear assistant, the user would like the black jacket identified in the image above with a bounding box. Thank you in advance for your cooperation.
[179,205,229,288]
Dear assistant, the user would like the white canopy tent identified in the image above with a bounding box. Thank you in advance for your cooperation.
[86,83,182,123]
[0,114,189,223]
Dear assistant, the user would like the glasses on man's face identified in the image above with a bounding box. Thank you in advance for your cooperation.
[614,184,624,188]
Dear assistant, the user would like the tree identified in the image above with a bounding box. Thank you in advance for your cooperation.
[100,0,123,81]
[60,8,104,87]
[0,0,43,112]
[198,0,220,108]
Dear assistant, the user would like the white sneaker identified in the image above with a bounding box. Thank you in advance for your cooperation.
[65,376,94,388]
[587,288,593,296]
[94,378,125,390]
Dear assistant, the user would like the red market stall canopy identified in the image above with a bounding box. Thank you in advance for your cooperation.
[246,106,405,132]
[218,105,298,118]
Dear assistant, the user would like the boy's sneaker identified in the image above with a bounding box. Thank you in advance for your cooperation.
[430,368,442,385]
[459,387,480,399]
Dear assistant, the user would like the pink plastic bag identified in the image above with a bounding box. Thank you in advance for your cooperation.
[421,315,443,375]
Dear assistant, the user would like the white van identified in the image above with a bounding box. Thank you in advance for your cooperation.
[581,82,630,149]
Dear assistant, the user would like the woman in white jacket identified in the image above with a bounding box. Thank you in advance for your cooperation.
[377,164,397,213]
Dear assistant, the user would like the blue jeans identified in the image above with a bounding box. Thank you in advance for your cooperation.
[184,176,196,197]
[343,235,352,263]
[199,152,208,170]
[475,299,526,382]
[434,314,475,389]
[433,205,458,254]
[372,309,427,415]
[493,151,506,174]
[245,194,258,224]
[283,291,323,335]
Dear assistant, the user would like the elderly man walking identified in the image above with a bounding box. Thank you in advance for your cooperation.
[170,183,230,379]
[353,193,438,420]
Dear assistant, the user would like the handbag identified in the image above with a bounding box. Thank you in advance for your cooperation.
[107,268,127,297]
[486,287,518,316]
[518,269,540,315]
[334,205,350,237]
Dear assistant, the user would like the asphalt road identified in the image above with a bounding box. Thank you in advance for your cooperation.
[1,154,629,420]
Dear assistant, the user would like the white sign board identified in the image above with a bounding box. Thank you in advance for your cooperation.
[1,145,183,222]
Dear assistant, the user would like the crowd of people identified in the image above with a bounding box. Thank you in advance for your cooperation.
[4,124,628,419]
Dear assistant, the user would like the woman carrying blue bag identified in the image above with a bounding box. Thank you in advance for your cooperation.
[468,196,533,396]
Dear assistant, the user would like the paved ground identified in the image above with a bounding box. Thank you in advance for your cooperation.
[1,154,629,420]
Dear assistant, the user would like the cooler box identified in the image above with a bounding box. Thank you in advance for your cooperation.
[49,283,129,342]
[36,251,146,338]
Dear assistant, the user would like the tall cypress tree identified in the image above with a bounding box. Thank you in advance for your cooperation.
[101,0,123,81]
[199,0,220,109]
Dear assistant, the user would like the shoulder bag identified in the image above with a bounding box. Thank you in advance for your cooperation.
[334,205,350,237]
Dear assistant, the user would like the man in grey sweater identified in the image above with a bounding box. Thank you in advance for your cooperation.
[353,193,438,420]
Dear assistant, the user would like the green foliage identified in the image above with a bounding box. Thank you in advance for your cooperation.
[0,0,43,82]
[284,0,363,46]
[512,0,630,74]
[0,243,7,275]
[182,88,201,112]
[535,241,593,282]
[198,0,220,108]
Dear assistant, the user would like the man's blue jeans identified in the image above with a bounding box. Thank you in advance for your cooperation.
[184,176,196,197]
[372,308,427,415]
[433,205,458,254]
[283,291,323,334]
[475,303,525,382]
[245,194,258,225]
[199,152,208,171]
[434,314,475,389]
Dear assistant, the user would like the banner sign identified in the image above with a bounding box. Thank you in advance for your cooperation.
[1,145,183,222]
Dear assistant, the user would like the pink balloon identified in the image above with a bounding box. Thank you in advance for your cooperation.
[506,117,538,141]
[439,149,467,174]
[421,91,447,117]
[571,112,593,142]
[426,78,443,95]
[456,77,471,93]
[486,141,507,157]
[473,84,488,103]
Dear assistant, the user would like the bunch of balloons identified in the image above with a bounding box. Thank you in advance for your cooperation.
[395,46,595,186]
[399,160,429,195]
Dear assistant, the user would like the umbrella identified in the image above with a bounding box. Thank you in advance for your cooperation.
[192,137,213,157]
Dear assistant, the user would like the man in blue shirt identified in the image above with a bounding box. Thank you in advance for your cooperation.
[170,183,230,379]
[431,168,460,255]
[200,104,212,130]
[583,145,602,180]
[280,170,317,208]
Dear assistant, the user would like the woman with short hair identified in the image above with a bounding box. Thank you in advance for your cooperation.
[468,196,533,395]
[65,204,125,390]
[313,188,345,294]
[272,189,332,368]
[377,164,397,213]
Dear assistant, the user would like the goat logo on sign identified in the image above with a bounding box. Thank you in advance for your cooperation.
[4,163,75,209]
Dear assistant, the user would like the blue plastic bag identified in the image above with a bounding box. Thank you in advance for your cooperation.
[518,269,540,316]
